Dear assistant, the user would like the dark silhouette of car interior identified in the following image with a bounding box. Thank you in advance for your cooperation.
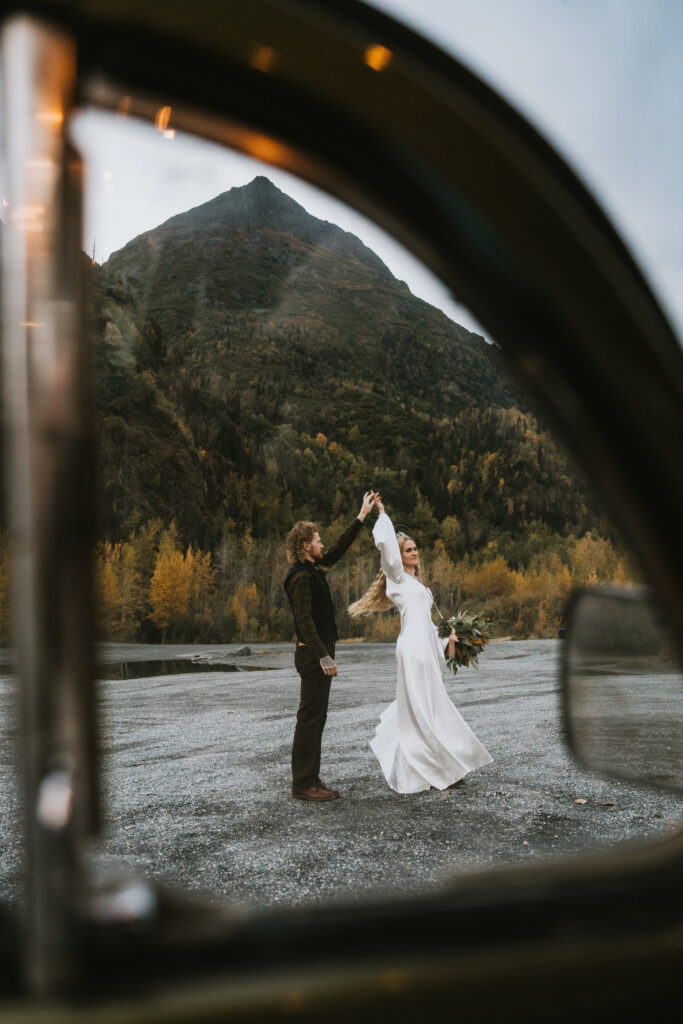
[0,1,681,1020]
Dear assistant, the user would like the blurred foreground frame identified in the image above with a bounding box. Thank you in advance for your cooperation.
[0,1,681,1020]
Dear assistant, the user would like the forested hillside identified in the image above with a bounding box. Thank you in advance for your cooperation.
[1,176,634,646]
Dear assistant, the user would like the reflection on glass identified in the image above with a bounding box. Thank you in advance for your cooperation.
[0,54,21,914]
[364,44,392,72]
[32,106,676,915]
[565,587,683,791]
[249,45,277,73]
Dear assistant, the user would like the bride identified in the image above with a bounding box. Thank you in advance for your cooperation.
[349,498,492,794]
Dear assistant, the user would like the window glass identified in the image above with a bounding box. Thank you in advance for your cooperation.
[1,104,675,913]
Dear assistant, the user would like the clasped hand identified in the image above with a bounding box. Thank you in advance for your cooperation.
[358,490,380,520]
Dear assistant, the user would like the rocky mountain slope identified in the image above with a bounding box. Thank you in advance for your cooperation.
[94,176,599,553]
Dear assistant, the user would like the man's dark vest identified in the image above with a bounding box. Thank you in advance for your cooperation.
[284,561,338,644]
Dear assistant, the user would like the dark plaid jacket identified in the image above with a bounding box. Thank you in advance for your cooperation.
[284,517,363,662]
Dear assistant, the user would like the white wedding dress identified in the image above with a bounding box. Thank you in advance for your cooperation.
[370,512,493,793]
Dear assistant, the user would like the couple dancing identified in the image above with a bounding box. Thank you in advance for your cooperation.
[284,492,492,801]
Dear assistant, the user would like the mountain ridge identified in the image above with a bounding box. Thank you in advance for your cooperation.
[105,175,400,298]
[94,175,602,560]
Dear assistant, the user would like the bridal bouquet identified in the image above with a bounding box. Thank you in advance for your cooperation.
[437,611,492,675]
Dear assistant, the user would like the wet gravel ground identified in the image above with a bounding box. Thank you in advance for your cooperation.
[1,639,681,912]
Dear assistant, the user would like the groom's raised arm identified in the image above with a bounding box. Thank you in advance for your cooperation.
[319,517,362,569]
[320,491,376,568]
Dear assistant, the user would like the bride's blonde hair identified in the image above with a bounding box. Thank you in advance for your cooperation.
[348,533,419,617]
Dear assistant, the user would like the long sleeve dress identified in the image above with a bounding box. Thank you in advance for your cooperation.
[370,512,493,793]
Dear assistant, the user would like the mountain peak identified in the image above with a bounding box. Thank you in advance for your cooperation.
[198,175,317,235]
[245,174,281,191]
[107,175,394,284]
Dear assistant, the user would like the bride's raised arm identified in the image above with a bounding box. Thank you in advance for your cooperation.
[372,509,404,583]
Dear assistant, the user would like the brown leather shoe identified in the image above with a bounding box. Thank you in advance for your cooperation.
[316,779,340,798]
[292,785,335,802]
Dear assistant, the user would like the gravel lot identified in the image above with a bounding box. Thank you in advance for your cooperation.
[1,639,681,912]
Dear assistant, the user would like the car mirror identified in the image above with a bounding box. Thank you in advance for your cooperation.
[562,585,683,792]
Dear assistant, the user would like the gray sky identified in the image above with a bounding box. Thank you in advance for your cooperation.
[69,0,683,343]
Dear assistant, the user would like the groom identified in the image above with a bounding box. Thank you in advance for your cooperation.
[284,492,377,802]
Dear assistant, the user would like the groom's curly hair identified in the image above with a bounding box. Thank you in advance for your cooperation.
[286,521,319,564]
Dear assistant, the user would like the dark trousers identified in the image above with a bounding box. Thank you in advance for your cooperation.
[291,642,335,790]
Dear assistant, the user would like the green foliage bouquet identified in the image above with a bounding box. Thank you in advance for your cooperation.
[437,611,493,675]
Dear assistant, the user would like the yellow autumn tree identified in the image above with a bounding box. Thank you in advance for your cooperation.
[186,547,216,614]
[440,515,461,554]
[95,541,122,638]
[461,557,516,599]
[117,542,143,637]
[428,540,458,613]
[185,545,216,637]
[567,533,619,585]
[149,525,192,641]
[95,538,143,640]
[229,581,260,640]
[510,560,573,637]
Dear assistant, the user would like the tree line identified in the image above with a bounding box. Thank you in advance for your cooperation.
[0,515,632,652]
[0,502,637,648]
[0,203,639,650]
[92,515,634,645]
